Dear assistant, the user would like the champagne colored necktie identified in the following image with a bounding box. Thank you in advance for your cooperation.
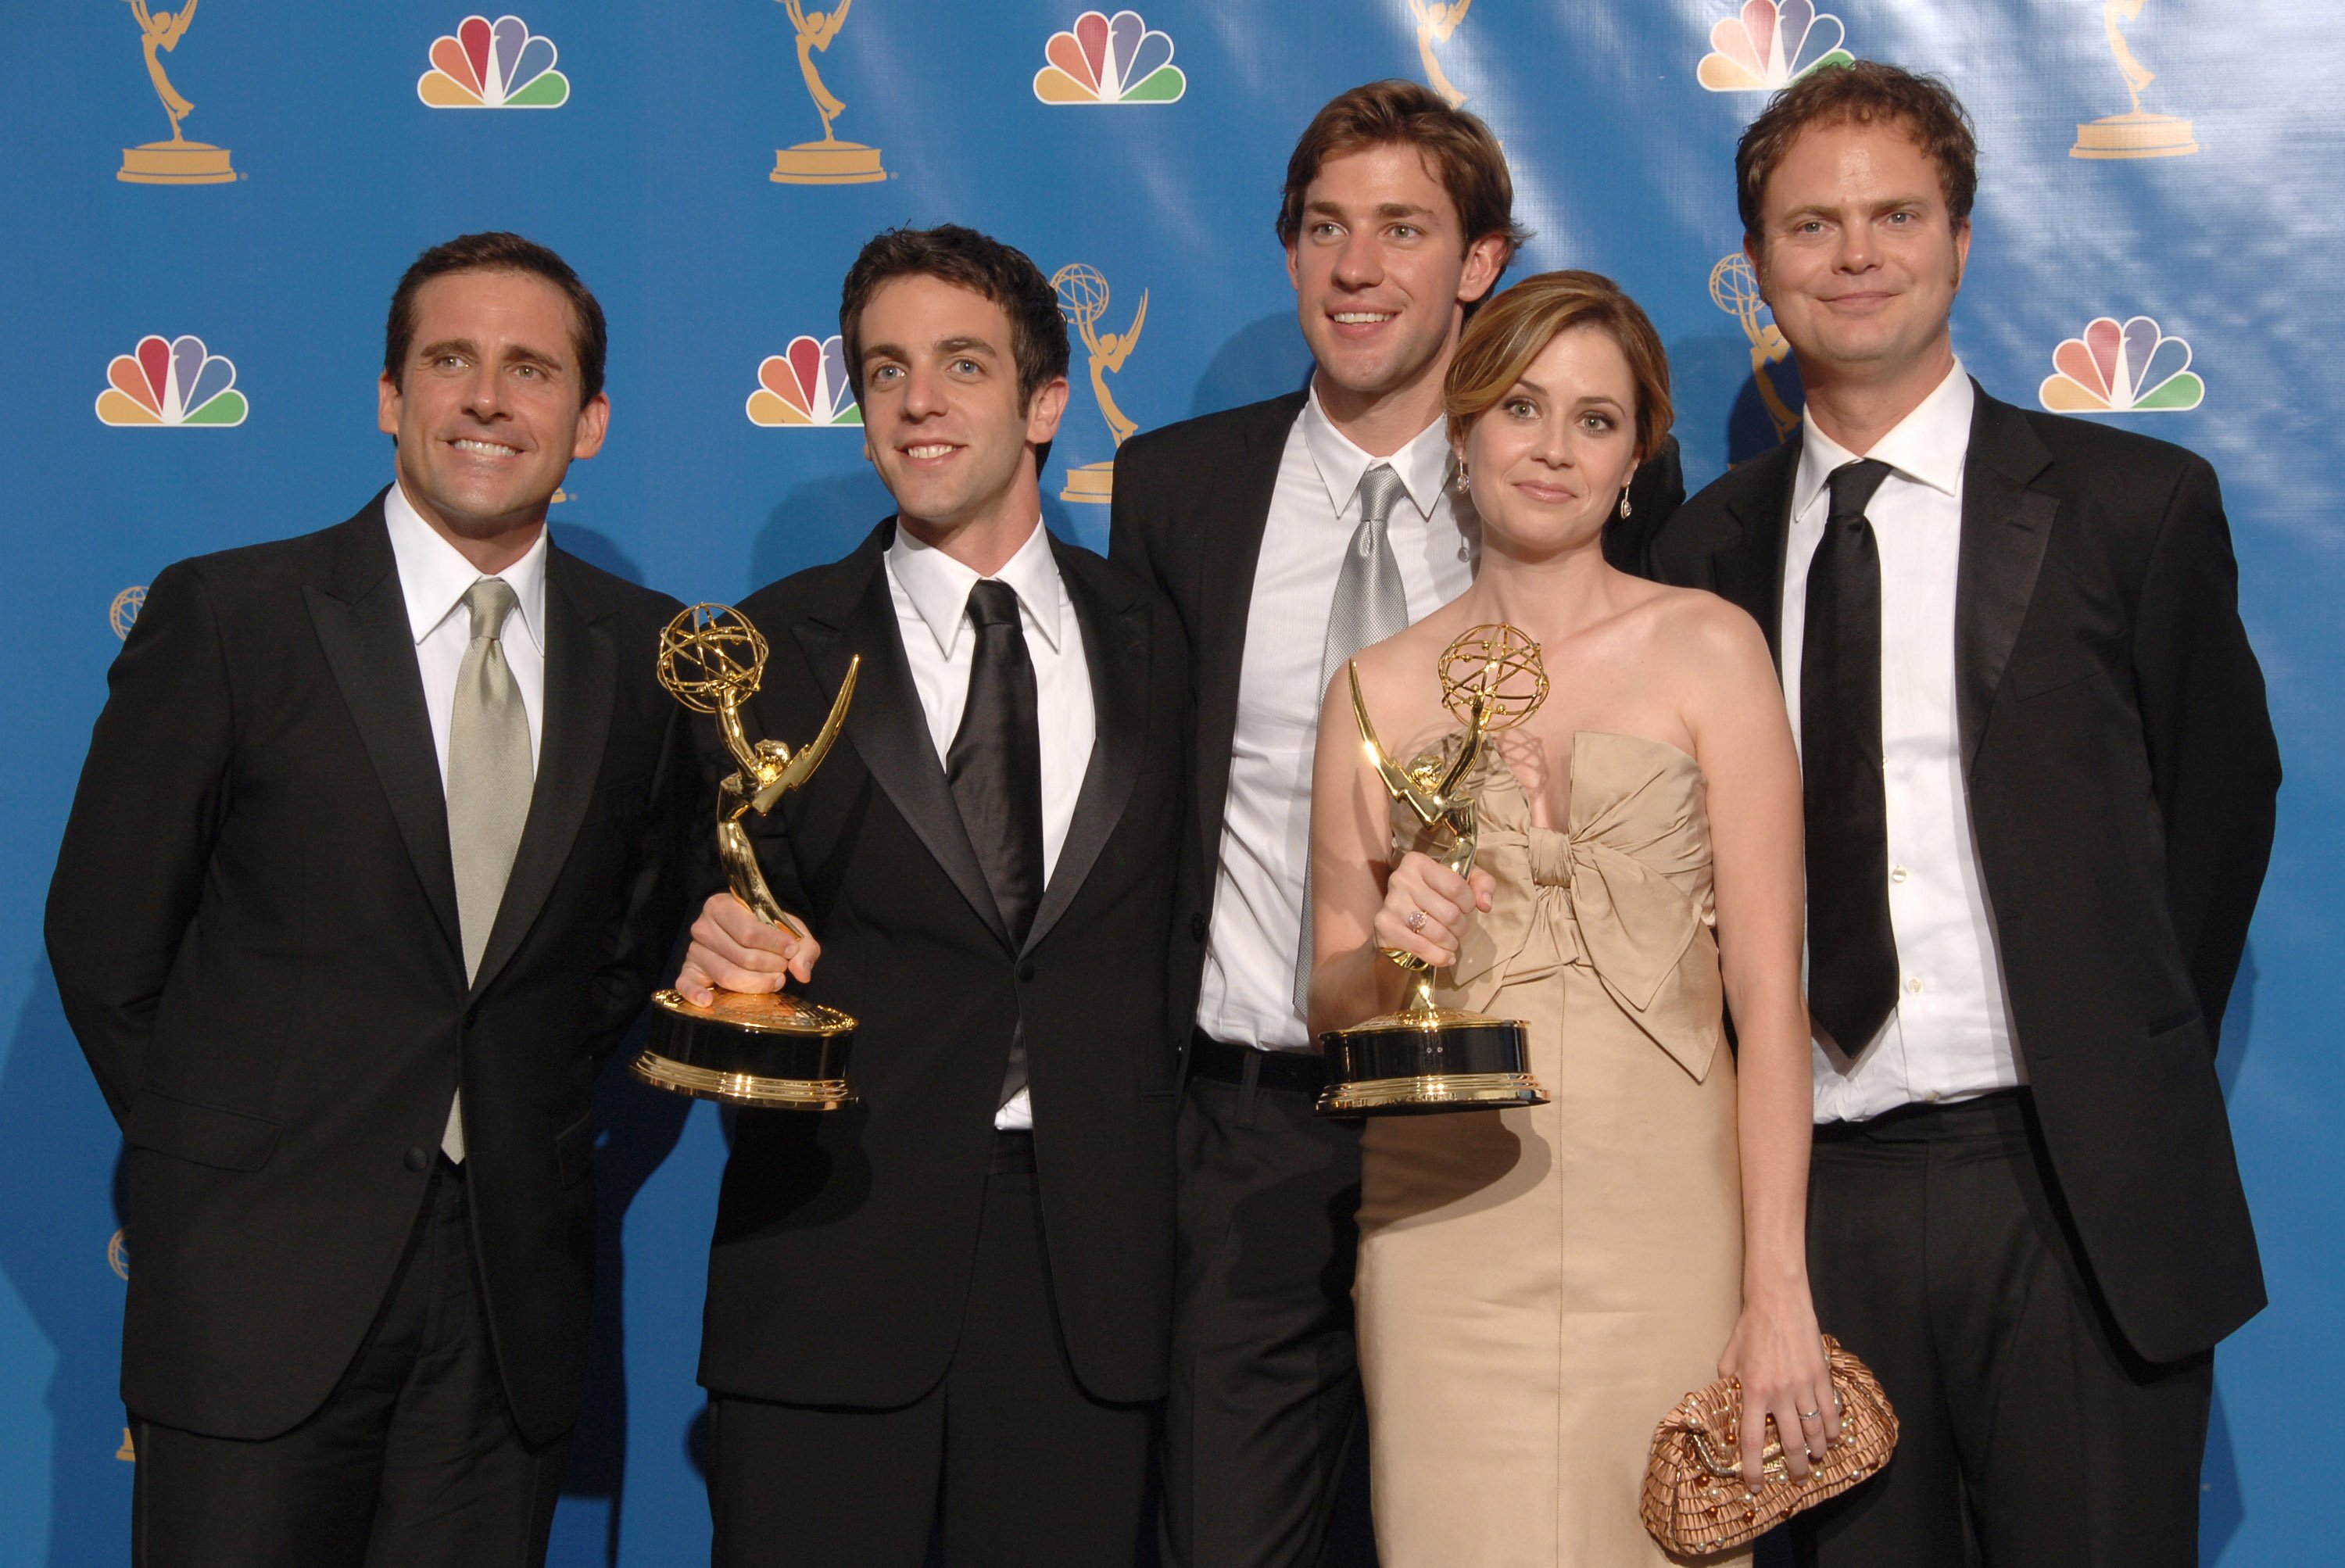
[947,579,1045,1108]
[1294,463,1412,1018]
[442,576,533,1160]
[1801,459,1899,1054]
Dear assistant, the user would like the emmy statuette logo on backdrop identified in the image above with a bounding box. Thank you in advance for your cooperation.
[110,586,148,639]
[772,0,885,184]
[1710,253,1799,442]
[1697,1,1853,93]
[417,15,570,108]
[1410,0,1473,109]
[109,1230,133,1460]
[1052,263,1146,504]
[95,334,247,427]
[2039,314,2204,413]
[747,335,863,427]
[2072,0,2196,159]
[1033,10,1187,104]
[119,0,235,184]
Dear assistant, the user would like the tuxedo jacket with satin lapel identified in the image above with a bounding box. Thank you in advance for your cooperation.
[1643,385,2279,1363]
[696,521,1187,1409]
[1108,392,1686,1062]
[46,494,693,1443]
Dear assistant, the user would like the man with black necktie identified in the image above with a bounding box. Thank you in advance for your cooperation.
[1629,64,2279,1566]
[677,225,1188,1565]
[47,232,693,1565]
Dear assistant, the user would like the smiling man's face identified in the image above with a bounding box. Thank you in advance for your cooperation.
[378,267,607,544]
[854,272,1065,543]
[1749,117,1970,387]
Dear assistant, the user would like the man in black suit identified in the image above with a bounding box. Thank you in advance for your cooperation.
[675,225,1187,1565]
[47,232,691,1565]
[1626,64,2278,1566]
[1110,81,1681,1566]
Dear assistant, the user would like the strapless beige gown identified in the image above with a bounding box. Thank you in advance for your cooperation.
[1356,732,1746,1567]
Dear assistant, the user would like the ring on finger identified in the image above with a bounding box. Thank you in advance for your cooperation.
[1796,1407,1823,1421]
[1405,910,1427,933]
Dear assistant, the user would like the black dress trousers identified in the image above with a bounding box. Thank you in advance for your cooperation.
[1795,1092,2214,1568]
[707,1150,1152,1567]
[130,1161,568,1568]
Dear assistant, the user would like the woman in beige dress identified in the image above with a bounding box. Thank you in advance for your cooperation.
[1308,271,1834,1565]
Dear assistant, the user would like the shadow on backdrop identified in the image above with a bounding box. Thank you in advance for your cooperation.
[555,522,650,589]
[1190,312,1314,421]
[1667,332,1806,492]
[0,962,134,1567]
[557,1015,695,1567]
[752,471,897,594]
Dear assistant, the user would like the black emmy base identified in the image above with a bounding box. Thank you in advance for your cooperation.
[632,989,857,1110]
[1315,1009,1549,1117]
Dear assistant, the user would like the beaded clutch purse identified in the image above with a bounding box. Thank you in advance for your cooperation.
[1641,1335,1899,1555]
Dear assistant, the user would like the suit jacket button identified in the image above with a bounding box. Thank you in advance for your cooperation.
[403,1147,430,1172]
[1190,913,1208,942]
[1018,961,1036,982]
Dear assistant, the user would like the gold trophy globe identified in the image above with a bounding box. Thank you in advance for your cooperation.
[1317,624,1555,1117]
[634,603,862,1108]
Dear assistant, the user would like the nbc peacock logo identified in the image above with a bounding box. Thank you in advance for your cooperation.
[418,15,570,108]
[2039,314,2203,413]
[746,335,861,428]
[1033,10,1187,105]
[1698,1,1854,93]
[95,334,247,427]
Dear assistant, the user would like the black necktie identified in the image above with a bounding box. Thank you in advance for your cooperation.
[1801,458,1899,1053]
[947,579,1044,1106]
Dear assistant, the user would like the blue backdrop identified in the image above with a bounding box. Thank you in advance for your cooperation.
[2,2,2336,1563]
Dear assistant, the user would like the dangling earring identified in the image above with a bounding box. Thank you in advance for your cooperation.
[1455,460,1472,493]
[1618,487,1633,520]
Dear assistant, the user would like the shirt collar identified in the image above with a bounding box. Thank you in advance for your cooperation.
[1793,359,1974,521]
[381,478,549,653]
[885,515,1068,660]
[1300,384,1454,526]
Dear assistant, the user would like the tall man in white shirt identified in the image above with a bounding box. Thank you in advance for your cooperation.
[678,225,1191,1566]
[48,232,693,1565]
[1637,64,2279,1566]
[1112,81,1682,1566]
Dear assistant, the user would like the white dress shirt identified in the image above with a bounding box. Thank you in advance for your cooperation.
[1779,362,2027,1123]
[383,478,549,1161]
[886,517,1097,1129]
[1198,390,1478,1051]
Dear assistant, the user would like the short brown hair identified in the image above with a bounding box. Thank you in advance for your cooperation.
[385,231,607,403]
[1736,61,1978,237]
[838,224,1070,408]
[1276,80,1531,274]
[1443,270,1673,463]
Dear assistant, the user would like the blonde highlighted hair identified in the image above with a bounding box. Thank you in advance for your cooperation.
[1442,270,1673,461]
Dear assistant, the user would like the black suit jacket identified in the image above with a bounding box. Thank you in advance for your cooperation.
[1636,387,2278,1362]
[46,495,691,1443]
[1108,392,1684,1059]
[696,521,1187,1409]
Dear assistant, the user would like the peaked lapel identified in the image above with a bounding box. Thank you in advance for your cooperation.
[1191,392,1305,838]
[303,499,463,965]
[1023,541,1149,955]
[470,546,618,997]
[1953,388,2059,770]
[793,526,1012,950]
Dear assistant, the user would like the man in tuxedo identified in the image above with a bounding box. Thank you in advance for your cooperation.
[1628,63,2279,1566]
[675,224,1187,1565]
[47,231,691,1565]
[1110,81,1681,1566]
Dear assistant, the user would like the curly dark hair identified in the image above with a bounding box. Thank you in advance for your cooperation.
[838,225,1070,409]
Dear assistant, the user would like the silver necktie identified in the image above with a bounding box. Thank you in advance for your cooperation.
[442,576,532,1160]
[1294,464,1412,1017]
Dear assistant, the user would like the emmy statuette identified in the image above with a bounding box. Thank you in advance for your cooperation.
[1316,624,1555,1117]
[632,603,862,1109]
